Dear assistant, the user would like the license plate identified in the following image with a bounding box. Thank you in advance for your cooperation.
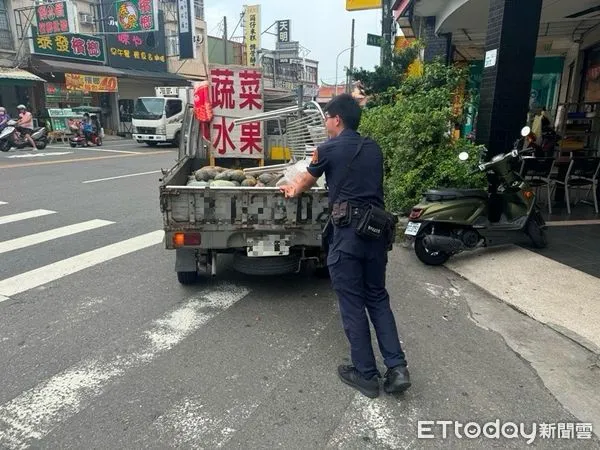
[404,222,421,236]
[247,235,291,257]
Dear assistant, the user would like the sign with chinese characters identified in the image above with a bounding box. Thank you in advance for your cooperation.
[244,5,261,66]
[367,33,381,47]
[30,27,106,63]
[178,0,196,59]
[277,20,290,43]
[115,0,159,33]
[209,65,264,159]
[65,73,118,92]
[101,6,167,71]
[35,1,75,36]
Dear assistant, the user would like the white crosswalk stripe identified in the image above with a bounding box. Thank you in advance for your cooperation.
[0,230,164,300]
[0,201,7,205]
[0,284,250,449]
[0,219,115,255]
[0,209,56,225]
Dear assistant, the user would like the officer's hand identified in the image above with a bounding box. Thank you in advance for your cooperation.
[279,184,296,198]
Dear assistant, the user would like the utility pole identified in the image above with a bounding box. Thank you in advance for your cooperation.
[381,0,393,67]
[347,18,355,94]
[223,16,228,64]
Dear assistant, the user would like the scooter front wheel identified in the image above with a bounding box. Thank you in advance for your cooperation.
[414,236,451,266]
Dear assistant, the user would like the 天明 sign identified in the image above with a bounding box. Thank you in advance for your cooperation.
[209,65,264,159]
[65,73,118,92]
[31,27,106,63]
[277,20,290,43]
[35,1,75,36]
[367,33,381,47]
[244,5,261,66]
[115,0,159,33]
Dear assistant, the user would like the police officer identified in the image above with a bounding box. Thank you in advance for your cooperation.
[279,94,410,398]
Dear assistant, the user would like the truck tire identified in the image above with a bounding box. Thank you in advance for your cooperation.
[177,271,200,285]
[233,253,301,275]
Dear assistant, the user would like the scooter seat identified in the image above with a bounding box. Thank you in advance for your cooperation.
[425,189,488,201]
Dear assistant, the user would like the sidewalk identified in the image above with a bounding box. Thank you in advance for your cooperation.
[444,229,600,354]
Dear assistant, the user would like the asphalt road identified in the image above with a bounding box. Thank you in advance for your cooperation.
[0,140,597,449]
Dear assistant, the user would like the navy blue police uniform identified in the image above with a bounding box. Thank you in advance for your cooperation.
[307,128,408,379]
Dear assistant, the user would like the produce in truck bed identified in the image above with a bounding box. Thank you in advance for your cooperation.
[215,171,231,181]
[210,180,237,187]
[241,176,257,186]
[229,170,246,183]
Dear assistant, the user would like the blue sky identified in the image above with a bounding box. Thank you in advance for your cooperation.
[205,0,384,85]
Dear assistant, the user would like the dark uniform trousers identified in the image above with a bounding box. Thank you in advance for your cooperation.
[327,225,407,379]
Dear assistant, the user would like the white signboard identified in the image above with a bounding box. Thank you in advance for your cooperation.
[484,49,498,68]
[209,65,264,159]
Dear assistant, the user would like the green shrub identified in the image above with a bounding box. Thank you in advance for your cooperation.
[358,60,486,213]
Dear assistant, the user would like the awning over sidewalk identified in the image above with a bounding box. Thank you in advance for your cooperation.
[30,58,188,84]
[0,68,46,84]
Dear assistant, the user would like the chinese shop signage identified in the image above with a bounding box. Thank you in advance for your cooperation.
[208,65,264,159]
[101,5,167,71]
[115,0,159,33]
[65,74,118,92]
[243,5,261,66]
[31,27,106,63]
[35,1,75,36]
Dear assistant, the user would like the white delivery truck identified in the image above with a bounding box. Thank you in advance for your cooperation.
[132,86,191,147]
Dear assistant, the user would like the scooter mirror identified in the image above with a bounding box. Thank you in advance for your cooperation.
[458,152,470,161]
[521,126,531,137]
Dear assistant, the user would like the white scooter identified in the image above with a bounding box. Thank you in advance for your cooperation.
[0,119,48,151]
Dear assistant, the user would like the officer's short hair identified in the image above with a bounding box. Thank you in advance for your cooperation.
[324,94,361,131]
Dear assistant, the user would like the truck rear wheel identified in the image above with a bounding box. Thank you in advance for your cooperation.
[177,271,199,284]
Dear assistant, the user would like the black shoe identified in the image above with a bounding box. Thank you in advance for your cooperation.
[383,366,411,394]
[337,365,380,398]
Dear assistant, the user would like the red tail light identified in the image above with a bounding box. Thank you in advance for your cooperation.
[409,208,423,219]
[173,232,201,247]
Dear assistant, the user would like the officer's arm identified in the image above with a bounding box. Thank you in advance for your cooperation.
[280,172,317,198]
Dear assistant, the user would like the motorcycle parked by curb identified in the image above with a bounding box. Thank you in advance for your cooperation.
[405,126,547,266]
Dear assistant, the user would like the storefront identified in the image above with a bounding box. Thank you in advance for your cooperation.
[462,57,565,137]
[0,69,46,116]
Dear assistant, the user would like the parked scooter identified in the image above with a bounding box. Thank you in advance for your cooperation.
[405,126,547,266]
[0,119,48,151]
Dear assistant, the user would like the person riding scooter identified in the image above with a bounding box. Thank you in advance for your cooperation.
[15,104,37,150]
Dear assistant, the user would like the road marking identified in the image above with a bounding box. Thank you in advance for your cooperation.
[546,219,600,226]
[76,148,141,154]
[5,152,73,159]
[153,312,334,448]
[0,219,115,255]
[0,151,173,169]
[0,201,7,205]
[0,230,164,299]
[82,170,162,184]
[326,395,418,449]
[0,284,250,448]
[0,209,56,226]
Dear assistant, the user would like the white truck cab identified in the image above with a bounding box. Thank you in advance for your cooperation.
[132,86,191,147]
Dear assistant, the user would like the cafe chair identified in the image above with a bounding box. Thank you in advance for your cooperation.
[519,157,556,214]
[553,157,600,214]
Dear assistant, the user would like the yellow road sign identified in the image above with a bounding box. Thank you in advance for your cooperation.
[346,0,382,11]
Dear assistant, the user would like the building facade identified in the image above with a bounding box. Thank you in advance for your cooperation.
[0,0,208,135]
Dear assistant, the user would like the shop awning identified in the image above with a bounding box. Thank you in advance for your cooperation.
[0,68,46,83]
[117,68,188,83]
[31,58,122,76]
[30,58,188,84]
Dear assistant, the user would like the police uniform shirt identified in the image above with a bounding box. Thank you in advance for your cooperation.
[307,129,386,258]
[307,129,385,208]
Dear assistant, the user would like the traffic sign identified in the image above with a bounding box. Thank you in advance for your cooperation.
[367,33,382,47]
